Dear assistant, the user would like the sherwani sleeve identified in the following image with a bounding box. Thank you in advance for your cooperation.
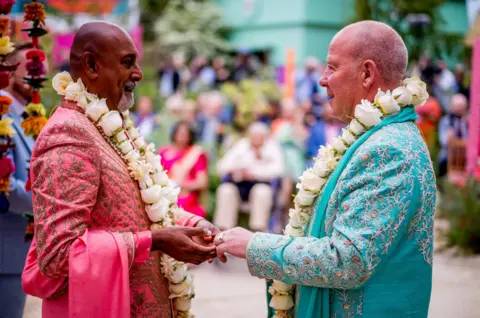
[246,141,420,289]
[32,127,151,279]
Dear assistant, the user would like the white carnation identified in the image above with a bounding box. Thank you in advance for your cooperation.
[98,111,123,136]
[145,197,170,222]
[85,98,109,122]
[354,99,383,128]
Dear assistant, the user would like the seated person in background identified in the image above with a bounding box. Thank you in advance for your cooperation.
[214,122,284,232]
[159,121,208,217]
[132,96,158,142]
[437,93,469,178]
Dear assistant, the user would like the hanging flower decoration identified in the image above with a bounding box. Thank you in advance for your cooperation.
[21,0,48,139]
[0,0,15,16]
[0,95,11,115]
[0,0,15,195]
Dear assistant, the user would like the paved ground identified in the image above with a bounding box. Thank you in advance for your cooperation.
[23,249,480,318]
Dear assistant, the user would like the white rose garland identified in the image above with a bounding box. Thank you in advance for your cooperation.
[268,76,429,317]
[52,72,195,318]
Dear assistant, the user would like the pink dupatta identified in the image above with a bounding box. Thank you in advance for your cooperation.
[22,230,131,318]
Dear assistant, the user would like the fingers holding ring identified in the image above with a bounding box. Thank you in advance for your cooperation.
[215,232,225,245]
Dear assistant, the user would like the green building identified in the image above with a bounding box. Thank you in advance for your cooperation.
[216,0,469,66]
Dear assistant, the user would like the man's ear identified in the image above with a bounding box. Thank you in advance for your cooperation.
[83,52,99,80]
[361,59,377,89]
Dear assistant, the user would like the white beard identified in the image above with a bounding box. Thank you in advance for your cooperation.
[118,92,134,113]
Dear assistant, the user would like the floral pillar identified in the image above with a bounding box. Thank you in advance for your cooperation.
[0,0,18,194]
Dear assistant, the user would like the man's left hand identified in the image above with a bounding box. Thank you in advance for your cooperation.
[195,219,222,263]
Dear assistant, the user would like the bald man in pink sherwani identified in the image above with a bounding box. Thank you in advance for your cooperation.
[22,22,219,318]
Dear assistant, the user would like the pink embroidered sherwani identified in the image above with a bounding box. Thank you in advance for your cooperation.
[22,101,203,317]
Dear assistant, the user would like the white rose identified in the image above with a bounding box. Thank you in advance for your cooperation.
[174,297,192,312]
[284,223,305,237]
[375,89,400,114]
[354,99,383,128]
[119,141,134,155]
[349,119,365,136]
[159,185,181,203]
[323,146,340,170]
[139,174,153,189]
[134,137,146,149]
[114,130,128,143]
[272,281,293,294]
[300,170,326,192]
[332,137,348,153]
[140,185,163,204]
[145,197,170,222]
[147,143,157,153]
[152,170,169,186]
[341,129,357,145]
[312,158,331,177]
[124,149,141,163]
[128,127,140,140]
[295,186,317,206]
[269,295,294,311]
[98,111,123,136]
[52,72,72,95]
[403,77,428,106]
[392,86,413,107]
[85,98,109,122]
[65,82,82,100]
[148,154,164,172]
[288,208,310,228]
[170,276,193,297]
[169,263,189,284]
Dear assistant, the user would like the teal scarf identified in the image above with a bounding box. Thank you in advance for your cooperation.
[267,107,418,318]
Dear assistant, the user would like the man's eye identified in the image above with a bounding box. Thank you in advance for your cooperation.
[123,59,133,67]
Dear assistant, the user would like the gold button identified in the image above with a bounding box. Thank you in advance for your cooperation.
[303,258,310,264]
[344,304,351,310]
[371,211,378,218]
[336,271,342,277]
[352,256,360,263]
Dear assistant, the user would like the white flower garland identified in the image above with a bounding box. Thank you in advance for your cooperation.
[52,72,195,318]
[268,77,429,317]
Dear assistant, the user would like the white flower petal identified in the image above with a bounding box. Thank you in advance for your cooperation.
[128,127,141,140]
[174,297,192,312]
[354,99,382,127]
[332,137,348,153]
[140,185,163,204]
[300,170,326,192]
[52,72,73,96]
[145,197,170,222]
[392,87,413,107]
[341,129,357,145]
[349,119,365,136]
[119,141,134,155]
[98,111,123,136]
[124,149,141,163]
[152,170,169,186]
[85,98,109,122]
[269,295,294,311]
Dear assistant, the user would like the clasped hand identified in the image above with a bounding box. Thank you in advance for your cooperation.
[151,221,254,265]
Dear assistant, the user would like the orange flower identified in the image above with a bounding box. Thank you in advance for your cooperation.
[0,17,10,36]
[0,95,12,115]
[23,2,46,26]
[21,115,47,137]
[0,176,10,193]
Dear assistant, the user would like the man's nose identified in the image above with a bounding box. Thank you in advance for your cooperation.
[132,63,143,82]
[319,74,328,87]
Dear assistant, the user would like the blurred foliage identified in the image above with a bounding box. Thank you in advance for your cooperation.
[140,0,171,43]
[352,0,466,63]
[439,178,480,254]
[220,79,282,131]
[154,0,230,60]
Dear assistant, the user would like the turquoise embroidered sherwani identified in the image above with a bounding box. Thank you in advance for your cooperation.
[246,118,436,317]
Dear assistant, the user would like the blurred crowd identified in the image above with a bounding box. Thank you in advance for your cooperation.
[132,52,472,233]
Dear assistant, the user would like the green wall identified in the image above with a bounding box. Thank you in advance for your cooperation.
[216,0,468,66]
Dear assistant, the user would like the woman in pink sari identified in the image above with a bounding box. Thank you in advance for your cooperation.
[159,121,208,217]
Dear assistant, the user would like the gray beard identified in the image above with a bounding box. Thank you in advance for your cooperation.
[118,92,134,113]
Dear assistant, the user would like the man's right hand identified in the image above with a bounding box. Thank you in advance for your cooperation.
[151,227,217,265]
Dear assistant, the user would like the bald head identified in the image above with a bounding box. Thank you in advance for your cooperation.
[336,21,408,85]
[70,21,142,111]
